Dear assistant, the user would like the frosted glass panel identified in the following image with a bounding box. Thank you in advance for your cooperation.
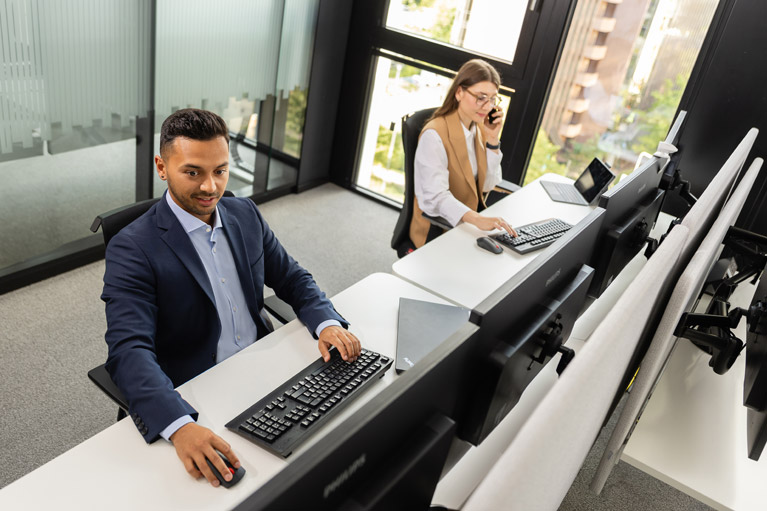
[1,0,150,270]
[153,0,319,196]
[0,0,152,157]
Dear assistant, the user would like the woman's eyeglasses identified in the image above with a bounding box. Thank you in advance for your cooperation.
[462,87,501,107]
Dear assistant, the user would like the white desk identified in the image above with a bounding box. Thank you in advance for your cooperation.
[621,281,767,511]
[0,273,451,511]
[392,174,595,309]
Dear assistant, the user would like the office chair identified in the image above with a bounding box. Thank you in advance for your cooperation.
[391,107,444,258]
[88,190,296,420]
[390,108,520,258]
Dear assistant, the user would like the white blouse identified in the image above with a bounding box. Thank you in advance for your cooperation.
[414,122,502,227]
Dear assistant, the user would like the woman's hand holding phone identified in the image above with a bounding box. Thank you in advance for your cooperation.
[485,106,503,144]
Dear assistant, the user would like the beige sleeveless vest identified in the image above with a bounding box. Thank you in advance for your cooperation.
[410,110,488,248]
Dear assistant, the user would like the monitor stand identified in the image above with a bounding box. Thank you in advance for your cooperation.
[395,298,470,373]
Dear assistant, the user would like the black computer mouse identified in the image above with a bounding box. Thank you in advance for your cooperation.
[206,452,246,488]
[476,236,503,254]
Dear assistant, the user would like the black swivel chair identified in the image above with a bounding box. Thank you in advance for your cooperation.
[391,107,447,258]
[88,191,296,420]
[390,107,520,258]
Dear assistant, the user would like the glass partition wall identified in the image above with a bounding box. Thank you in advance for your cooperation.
[0,0,320,292]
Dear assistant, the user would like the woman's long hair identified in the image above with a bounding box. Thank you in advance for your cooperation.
[429,59,501,122]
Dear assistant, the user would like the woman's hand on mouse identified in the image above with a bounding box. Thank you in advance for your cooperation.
[462,211,517,237]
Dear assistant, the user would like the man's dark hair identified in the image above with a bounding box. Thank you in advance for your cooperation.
[159,108,230,158]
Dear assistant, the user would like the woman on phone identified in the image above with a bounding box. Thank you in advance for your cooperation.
[410,59,517,249]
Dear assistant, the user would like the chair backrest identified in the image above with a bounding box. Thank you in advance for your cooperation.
[91,191,235,247]
[391,107,437,257]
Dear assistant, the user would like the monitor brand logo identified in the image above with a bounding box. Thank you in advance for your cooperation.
[637,183,647,195]
[323,453,366,499]
[546,268,561,287]
[404,357,414,367]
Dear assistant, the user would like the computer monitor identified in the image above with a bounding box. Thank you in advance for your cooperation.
[589,156,666,298]
[586,110,688,299]
[236,322,481,510]
[744,273,767,461]
[456,208,606,446]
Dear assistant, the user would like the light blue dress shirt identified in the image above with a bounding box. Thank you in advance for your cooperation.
[159,192,340,441]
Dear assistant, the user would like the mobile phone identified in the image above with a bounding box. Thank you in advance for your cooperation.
[488,108,498,124]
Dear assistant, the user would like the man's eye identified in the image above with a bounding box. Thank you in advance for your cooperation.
[187,171,198,177]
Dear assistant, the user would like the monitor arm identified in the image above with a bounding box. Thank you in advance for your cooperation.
[644,218,683,259]
[530,313,575,376]
[675,297,746,375]
[675,227,767,375]
[708,226,767,298]
[655,140,697,208]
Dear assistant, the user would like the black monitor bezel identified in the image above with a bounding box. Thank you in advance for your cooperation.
[236,322,481,510]
[745,275,767,460]
[457,208,606,445]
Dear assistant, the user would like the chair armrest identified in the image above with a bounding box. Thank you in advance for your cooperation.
[88,364,129,412]
[496,179,521,193]
[421,213,453,231]
[264,295,298,325]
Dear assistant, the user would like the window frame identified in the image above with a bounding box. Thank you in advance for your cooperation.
[330,0,578,197]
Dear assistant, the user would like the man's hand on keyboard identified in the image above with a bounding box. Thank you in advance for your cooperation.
[170,422,241,487]
[318,325,362,362]
[462,211,518,237]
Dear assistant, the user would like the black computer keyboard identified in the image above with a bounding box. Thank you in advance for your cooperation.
[492,218,573,254]
[225,348,392,457]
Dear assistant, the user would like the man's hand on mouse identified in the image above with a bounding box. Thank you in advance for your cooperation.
[170,422,240,487]
[318,325,362,362]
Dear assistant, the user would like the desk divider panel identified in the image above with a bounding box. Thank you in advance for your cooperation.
[461,223,690,511]
[591,156,764,494]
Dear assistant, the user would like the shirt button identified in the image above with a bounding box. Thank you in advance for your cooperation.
[221,278,226,283]
[212,247,216,253]
[206,227,211,233]
[237,335,241,340]
[233,306,237,312]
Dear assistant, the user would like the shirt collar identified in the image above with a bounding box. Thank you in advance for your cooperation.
[165,191,222,233]
[461,121,476,141]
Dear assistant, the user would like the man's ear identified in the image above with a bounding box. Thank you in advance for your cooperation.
[155,155,167,181]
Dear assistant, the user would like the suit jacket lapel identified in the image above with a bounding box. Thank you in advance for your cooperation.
[445,111,478,195]
[156,196,216,306]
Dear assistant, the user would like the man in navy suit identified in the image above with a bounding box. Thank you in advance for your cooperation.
[101,109,361,487]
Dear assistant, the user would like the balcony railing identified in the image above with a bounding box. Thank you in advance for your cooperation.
[592,17,617,33]
[574,72,599,88]
[559,122,583,139]
[583,45,608,61]
[567,98,590,113]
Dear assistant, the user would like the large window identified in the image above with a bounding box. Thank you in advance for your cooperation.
[526,0,720,184]
[356,54,511,203]
[346,0,554,204]
[385,0,528,63]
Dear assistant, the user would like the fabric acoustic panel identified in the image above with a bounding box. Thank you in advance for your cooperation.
[591,156,764,494]
[461,224,691,511]
[678,128,759,258]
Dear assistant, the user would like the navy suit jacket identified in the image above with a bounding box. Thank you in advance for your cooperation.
[101,194,346,442]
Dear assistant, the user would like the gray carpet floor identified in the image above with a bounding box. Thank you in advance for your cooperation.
[0,183,712,510]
